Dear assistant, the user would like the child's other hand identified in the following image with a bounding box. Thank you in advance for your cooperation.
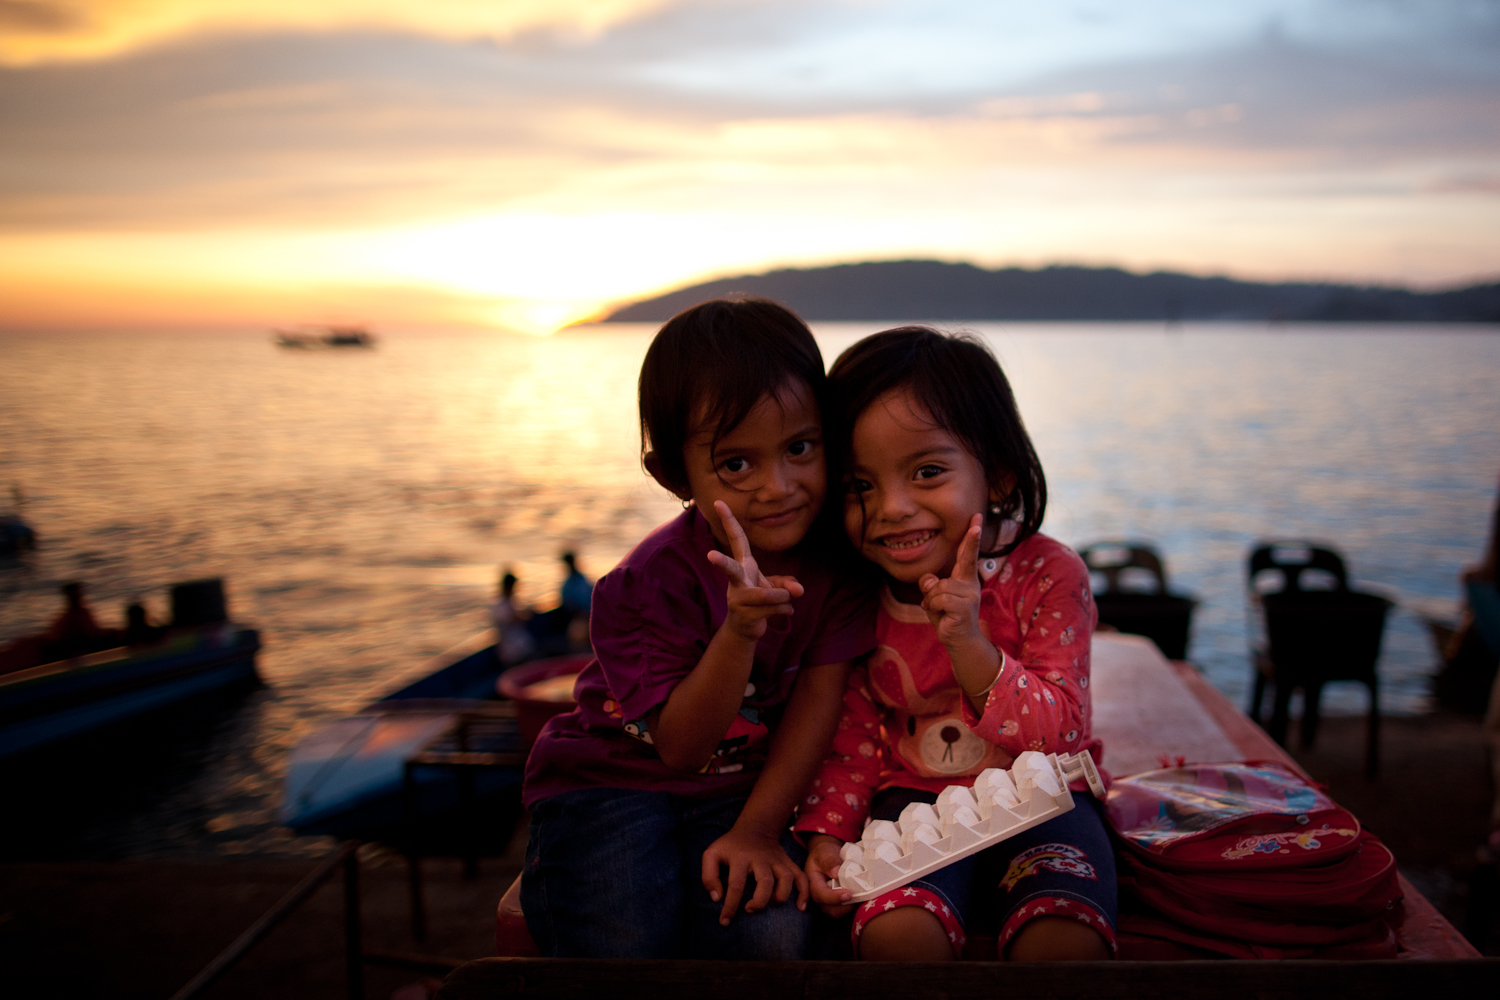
[701,823,810,926]
[919,513,984,646]
[804,834,855,917]
[707,500,805,642]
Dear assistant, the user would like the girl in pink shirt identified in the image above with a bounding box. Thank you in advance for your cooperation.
[799,327,1115,962]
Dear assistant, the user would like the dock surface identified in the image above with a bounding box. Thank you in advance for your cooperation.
[1,634,1492,998]
[1089,633,1481,961]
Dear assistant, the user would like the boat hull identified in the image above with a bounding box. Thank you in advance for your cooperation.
[280,703,525,838]
[280,633,536,839]
[0,627,261,759]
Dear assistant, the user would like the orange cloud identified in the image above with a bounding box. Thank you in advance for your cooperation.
[2,2,1495,330]
[0,269,510,331]
[0,0,678,65]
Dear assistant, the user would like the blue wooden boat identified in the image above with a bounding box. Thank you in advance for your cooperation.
[280,633,588,840]
[0,624,261,759]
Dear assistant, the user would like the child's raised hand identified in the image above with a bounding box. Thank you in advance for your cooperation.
[804,834,856,917]
[918,513,985,646]
[707,500,805,641]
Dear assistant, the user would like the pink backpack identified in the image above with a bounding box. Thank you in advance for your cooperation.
[1105,761,1403,958]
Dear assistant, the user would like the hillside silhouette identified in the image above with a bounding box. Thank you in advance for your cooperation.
[601,261,1500,323]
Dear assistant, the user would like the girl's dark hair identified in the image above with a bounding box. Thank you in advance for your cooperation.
[829,326,1047,557]
[639,296,829,495]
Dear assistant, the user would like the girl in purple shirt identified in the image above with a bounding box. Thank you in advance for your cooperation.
[522,298,876,958]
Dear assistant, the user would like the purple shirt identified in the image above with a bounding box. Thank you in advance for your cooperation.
[523,508,876,807]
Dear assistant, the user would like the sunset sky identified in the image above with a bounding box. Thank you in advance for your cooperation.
[2,0,1498,333]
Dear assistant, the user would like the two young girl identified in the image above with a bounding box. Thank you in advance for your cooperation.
[521,302,1114,960]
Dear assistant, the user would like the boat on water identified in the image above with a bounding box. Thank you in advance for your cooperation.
[272,325,376,349]
[279,632,587,841]
[0,620,260,759]
[0,578,259,758]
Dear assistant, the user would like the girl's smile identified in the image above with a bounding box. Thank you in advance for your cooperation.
[876,529,937,551]
[845,389,998,591]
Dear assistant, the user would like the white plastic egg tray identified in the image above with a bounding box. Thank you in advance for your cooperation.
[828,750,1106,902]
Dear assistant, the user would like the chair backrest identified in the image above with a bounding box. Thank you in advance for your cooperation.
[1247,542,1348,596]
[1079,542,1168,595]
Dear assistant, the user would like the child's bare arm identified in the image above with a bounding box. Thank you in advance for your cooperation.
[928,530,1094,755]
[652,501,806,771]
[700,656,852,925]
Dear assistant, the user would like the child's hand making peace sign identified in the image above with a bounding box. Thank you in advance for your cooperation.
[917,513,984,644]
[707,500,805,640]
[918,513,1002,703]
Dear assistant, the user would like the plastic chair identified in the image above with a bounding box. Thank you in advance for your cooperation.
[1246,542,1391,776]
[1079,542,1198,660]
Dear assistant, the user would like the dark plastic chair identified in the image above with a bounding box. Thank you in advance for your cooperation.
[1079,542,1197,661]
[1246,542,1391,776]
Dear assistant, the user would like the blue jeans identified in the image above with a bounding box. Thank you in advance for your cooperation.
[522,787,811,958]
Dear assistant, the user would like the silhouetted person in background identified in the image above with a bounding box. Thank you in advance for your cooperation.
[1432,475,1500,712]
[492,569,537,666]
[1469,476,1500,839]
[558,552,593,650]
[1,484,36,555]
[525,552,595,656]
[124,602,164,646]
[0,513,34,554]
[559,552,593,615]
[1453,473,1500,949]
[41,581,107,661]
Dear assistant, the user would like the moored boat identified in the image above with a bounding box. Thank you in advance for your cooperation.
[273,325,376,349]
[0,577,260,758]
[0,623,260,759]
[279,632,588,840]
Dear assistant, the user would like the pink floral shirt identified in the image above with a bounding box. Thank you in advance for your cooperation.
[793,532,1101,844]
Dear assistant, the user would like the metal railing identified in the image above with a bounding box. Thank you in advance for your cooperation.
[170,841,465,1000]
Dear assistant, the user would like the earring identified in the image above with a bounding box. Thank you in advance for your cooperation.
[681,497,694,510]
[981,501,1000,542]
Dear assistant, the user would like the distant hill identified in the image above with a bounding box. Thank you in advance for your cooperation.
[600,260,1500,323]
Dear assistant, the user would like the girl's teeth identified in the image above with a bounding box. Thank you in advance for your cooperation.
[883,532,934,549]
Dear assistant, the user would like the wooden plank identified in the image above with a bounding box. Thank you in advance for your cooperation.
[1392,878,1486,962]
[1162,657,1310,775]
[1089,634,1241,775]
[435,957,1499,1000]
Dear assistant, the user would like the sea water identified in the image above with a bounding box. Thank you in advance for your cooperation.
[1,322,1496,857]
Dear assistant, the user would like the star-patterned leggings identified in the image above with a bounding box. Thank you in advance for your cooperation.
[850,787,1118,959]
